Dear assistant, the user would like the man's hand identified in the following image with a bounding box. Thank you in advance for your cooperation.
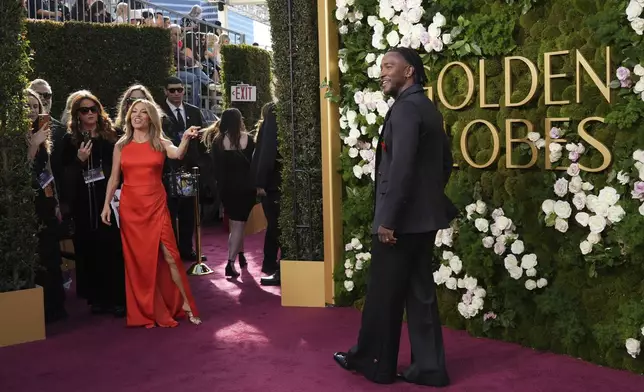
[377,225,396,245]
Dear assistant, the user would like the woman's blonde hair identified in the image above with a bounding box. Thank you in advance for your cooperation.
[253,102,275,141]
[25,88,52,153]
[116,99,169,152]
[114,84,155,130]
[206,32,219,46]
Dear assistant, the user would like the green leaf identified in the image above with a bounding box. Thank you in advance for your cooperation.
[609,80,621,89]
[451,40,466,50]
[471,43,482,56]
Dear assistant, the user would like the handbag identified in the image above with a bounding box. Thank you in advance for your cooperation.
[244,202,267,235]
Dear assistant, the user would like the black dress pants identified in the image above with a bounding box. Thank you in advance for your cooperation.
[168,196,196,257]
[347,231,449,386]
[261,191,281,266]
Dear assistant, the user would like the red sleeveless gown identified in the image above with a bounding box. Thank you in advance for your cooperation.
[119,141,199,328]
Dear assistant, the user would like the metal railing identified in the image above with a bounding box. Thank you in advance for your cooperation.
[24,0,249,119]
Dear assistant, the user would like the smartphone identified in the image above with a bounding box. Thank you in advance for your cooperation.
[38,113,51,129]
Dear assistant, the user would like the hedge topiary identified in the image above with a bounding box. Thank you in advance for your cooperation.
[220,44,273,129]
[26,21,173,117]
[266,0,324,260]
[0,2,39,292]
[331,0,644,373]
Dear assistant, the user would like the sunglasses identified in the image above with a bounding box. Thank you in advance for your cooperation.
[167,87,184,93]
[127,97,140,104]
[79,106,98,114]
[39,92,52,99]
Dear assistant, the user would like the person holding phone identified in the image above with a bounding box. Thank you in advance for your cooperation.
[25,88,67,323]
[60,92,126,317]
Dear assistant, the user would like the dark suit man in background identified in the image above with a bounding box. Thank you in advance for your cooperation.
[250,102,282,286]
[161,76,207,262]
[333,47,457,387]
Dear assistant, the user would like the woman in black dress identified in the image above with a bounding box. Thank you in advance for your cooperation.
[60,91,126,317]
[202,108,255,278]
[25,88,67,323]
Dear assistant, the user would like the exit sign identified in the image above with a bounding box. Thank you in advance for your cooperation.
[231,84,257,102]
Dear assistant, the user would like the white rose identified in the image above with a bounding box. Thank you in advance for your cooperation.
[550,150,562,163]
[542,199,555,214]
[482,236,495,248]
[626,1,643,21]
[640,203,644,216]
[525,279,537,290]
[490,223,502,237]
[634,65,644,77]
[535,139,546,149]
[493,241,506,255]
[348,147,359,158]
[355,259,364,270]
[353,91,364,104]
[427,22,441,38]
[344,258,353,268]
[508,266,523,280]
[353,165,363,178]
[449,256,463,275]
[617,171,631,185]
[465,203,477,219]
[520,253,538,270]
[567,163,581,177]
[536,278,548,288]
[527,132,540,142]
[354,10,363,20]
[549,142,562,153]
[625,338,641,359]
[457,278,465,289]
[475,200,486,215]
[367,15,378,26]
[385,30,400,47]
[588,215,607,234]
[598,187,620,206]
[344,136,357,146]
[430,37,444,52]
[442,250,454,260]
[335,6,349,21]
[607,205,626,224]
[348,128,360,139]
[554,200,572,219]
[587,232,601,245]
[511,240,525,255]
[495,216,512,230]
[339,25,349,34]
[582,182,594,191]
[572,192,586,210]
[555,217,569,233]
[569,176,583,194]
[526,268,537,277]
[632,18,644,35]
[553,178,569,197]
[345,268,354,278]
[463,275,478,291]
[634,150,644,163]
[344,280,355,291]
[504,254,518,269]
[474,287,487,298]
[474,218,489,233]
[442,33,452,45]
[445,277,457,290]
[365,112,377,125]
[491,208,504,220]
[575,212,590,227]
[471,297,484,310]
[433,12,447,27]
[580,240,592,255]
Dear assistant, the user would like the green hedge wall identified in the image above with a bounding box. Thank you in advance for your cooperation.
[266,0,324,260]
[331,0,644,373]
[220,44,273,130]
[0,3,39,292]
[26,21,173,117]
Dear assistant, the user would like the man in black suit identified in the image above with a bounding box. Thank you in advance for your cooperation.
[333,48,457,387]
[250,103,282,286]
[161,76,207,262]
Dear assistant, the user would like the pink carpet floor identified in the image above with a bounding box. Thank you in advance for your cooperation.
[1,226,643,392]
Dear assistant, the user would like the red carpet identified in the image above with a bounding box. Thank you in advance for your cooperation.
[1,227,643,392]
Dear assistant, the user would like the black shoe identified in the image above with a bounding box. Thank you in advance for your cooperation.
[113,306,126,318]
[396,372,450,387]
[90,304,108,314]
[260,270,280,286]
[333,352,353,371]
[238,252,247,268]
[225,260,240,278]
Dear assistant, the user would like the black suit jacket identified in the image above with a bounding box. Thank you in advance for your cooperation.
[372,84,457,235]
[250,110,282,192]
[160,101,204,173]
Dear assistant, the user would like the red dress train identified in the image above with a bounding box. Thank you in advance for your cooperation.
[119,141,199,328]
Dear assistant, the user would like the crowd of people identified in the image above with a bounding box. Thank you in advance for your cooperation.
[25,76,282,327]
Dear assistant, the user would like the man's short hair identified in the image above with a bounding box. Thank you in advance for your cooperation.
[166,76,184,87]
[28,78,51,90]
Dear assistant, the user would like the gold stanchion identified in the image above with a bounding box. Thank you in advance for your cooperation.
[187,166,213,276]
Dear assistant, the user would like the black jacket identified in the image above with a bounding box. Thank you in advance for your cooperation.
[372,84,457,234]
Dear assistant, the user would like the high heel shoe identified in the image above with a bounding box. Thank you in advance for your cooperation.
[238,252,247,269]
[182,305,202,325]
[225,260,240,278]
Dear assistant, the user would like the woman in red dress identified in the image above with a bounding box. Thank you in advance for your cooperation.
[100,99,201,327]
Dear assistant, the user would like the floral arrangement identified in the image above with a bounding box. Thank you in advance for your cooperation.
[330,0,644,371]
